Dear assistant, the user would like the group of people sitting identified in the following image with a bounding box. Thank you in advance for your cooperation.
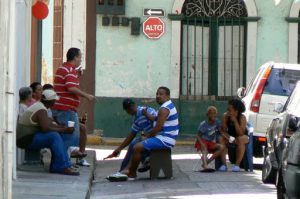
[16,47,98,176]
[195,99,249,172]
[105,86,179,181]
[17,82,90,176]
[105,92,248,182]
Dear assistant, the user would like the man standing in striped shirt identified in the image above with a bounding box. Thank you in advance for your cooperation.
[127,86,179,180]
[51,48,95,155]
[105,99,157,178]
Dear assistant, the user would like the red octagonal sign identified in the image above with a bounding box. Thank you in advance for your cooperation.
[143,17,165,39]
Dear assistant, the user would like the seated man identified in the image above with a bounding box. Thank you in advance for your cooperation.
[195,106,225,171]
[126,86,179,180]
[17,89,79,175]
[106,98,157,178]
[43,83,87,162]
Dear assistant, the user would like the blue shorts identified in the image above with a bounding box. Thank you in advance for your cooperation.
[141,137,169,151]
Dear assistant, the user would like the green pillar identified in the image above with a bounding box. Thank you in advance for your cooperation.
[209,18,219,96]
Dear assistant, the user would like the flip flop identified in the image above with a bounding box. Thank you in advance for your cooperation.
[200,168,216,173]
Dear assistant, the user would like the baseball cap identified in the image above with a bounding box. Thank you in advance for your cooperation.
[42,90,60,101]
[122,98,135,109]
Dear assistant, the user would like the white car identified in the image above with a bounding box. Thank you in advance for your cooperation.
[237,62,300,157]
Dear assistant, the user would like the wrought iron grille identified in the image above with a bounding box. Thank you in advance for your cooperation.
[182,0,247,18]
[180,0,248,100]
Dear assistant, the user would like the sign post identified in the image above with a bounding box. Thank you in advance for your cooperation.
[143,17,165,39]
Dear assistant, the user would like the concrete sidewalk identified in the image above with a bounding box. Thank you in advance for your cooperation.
[12,150,96,199]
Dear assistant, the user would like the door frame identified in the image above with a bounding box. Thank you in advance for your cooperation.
[170,0,258,98]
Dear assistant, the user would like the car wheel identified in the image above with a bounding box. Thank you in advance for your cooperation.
[276,168,287,199]
[262,148,276,184]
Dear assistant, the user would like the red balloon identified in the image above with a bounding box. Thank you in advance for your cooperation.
[32,1,49,20]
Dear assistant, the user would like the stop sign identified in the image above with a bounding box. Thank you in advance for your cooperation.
[143,17,165,39]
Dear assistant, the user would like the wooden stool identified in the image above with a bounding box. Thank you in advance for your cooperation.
[149,148,173,179]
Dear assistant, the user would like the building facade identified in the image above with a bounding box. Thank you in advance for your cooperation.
[91,0,300,137]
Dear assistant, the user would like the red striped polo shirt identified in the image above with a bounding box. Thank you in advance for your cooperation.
[52,62,80,111]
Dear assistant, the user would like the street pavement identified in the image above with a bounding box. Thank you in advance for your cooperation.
[90,145,276,199]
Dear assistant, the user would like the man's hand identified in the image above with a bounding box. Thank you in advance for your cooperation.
[142,108,147,116]
[86,94,95,101]
[104,149,120,160]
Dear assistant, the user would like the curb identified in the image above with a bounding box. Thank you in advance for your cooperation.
[87,135,194,146]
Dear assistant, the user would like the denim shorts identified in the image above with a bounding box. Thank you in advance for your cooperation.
[51,109,80,148]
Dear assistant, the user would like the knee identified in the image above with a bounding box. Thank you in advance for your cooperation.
[133,143,144,153]
[48,132,62,143]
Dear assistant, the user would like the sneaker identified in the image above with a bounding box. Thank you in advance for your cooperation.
[76,158,90,167]
[218,165,228,172]
[232,165,241,172]
[106,172,128,182]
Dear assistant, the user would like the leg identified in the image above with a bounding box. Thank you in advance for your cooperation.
[199,143,209,169]
[219,136,228,166]
[119,138,141,172]
[79,123,87,154]
[207,143,225,165]
[235,135,249,165]
[127,142,144,178]
[28,132,72,173]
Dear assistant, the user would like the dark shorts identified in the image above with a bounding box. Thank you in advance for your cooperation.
[195,139,218,153]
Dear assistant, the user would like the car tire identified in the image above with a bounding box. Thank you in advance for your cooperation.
[276,168,287,199]
[262,148,276,184]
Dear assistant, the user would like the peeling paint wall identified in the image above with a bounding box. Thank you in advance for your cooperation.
[95,0,175,98]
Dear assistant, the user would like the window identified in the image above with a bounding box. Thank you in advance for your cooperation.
[263,68,300,96]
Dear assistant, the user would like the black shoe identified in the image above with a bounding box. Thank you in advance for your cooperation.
[138,165,150,173]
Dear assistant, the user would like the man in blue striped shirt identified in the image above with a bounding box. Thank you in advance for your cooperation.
[127,87,179,180]
[106,98,157,175]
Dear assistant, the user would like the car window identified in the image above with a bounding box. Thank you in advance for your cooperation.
[263,68,300,96]
[285,83,300,116]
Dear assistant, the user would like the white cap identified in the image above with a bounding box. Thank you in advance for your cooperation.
[42,90,60,101]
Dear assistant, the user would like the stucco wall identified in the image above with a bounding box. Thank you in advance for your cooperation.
[95,0,175,98]
[255,0,293,67]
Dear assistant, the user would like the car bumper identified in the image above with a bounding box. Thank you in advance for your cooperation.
[284,164,300,198]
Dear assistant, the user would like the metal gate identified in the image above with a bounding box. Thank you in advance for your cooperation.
[180,0,248,100]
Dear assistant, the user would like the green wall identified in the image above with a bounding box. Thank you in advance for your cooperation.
[255,0,293,67]
[94,97,228,138]
[95,0,174,98]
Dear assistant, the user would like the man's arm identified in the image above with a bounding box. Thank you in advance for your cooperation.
[68,87,95,101]
[145,108,170,138]
[33,110,74,133]
[113,132,136,155]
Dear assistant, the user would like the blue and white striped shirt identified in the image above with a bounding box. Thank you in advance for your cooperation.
[156,100,179,147]
[131,106,157,135]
